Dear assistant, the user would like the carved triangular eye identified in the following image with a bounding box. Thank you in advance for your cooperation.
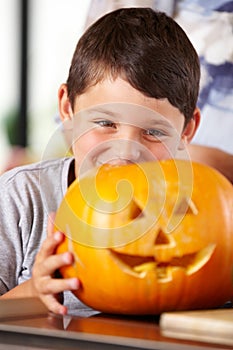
[129,200,144,220]
[155,229,170,245]
[174,197,198,216]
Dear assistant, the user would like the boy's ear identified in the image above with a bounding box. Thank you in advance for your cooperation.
[178,108,201,150]
[58,83,73,121]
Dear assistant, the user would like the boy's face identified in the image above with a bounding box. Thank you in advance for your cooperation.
[59,78,199,177]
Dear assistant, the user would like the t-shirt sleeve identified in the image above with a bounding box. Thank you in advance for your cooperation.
[0,171,25,293]
[0,169,44,294]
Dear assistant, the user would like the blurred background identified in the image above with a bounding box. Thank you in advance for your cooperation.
[0,0,91,171]
[0,0,232,173]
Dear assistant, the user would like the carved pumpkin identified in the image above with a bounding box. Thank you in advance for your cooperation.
[55,159,233,314]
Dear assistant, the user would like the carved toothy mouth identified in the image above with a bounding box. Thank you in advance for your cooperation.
[110,244,216,281]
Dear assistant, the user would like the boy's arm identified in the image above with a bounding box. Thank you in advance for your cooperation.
[0,279,35,299]
[186,144,233,184]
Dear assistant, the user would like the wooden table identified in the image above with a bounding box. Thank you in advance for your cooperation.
[0,298,232,350]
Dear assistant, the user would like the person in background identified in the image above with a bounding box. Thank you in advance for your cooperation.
[175,0,233,183]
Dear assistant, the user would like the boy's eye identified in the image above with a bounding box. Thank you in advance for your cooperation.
[94,120,117,128]
[144,129,166,139]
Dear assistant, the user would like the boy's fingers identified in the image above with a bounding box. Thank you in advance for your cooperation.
[35,251,74,277]
[39,277,80,295]
[35,276,80,315]
[41,295,68,316]
[38,231,65,259]
[47,212,56,237]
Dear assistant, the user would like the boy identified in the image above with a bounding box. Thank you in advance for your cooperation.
[0,8,200,316]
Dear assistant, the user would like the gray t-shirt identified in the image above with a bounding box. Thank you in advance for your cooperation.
[0,157,98,317]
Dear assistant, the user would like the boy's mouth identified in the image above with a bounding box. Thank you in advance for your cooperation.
[96,159,136,167]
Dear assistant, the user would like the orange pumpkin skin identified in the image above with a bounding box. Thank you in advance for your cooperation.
[55,160,233,315]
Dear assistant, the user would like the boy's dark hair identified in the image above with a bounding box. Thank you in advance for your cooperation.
[67,7,200,124]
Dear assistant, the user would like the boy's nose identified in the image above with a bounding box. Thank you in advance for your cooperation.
[114,125,139,162]
[116,139,141,163]
[114,126,154,163]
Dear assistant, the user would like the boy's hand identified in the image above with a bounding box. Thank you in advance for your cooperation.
[31,214,80,315]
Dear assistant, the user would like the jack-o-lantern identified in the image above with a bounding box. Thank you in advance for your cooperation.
[55,159,233,314]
